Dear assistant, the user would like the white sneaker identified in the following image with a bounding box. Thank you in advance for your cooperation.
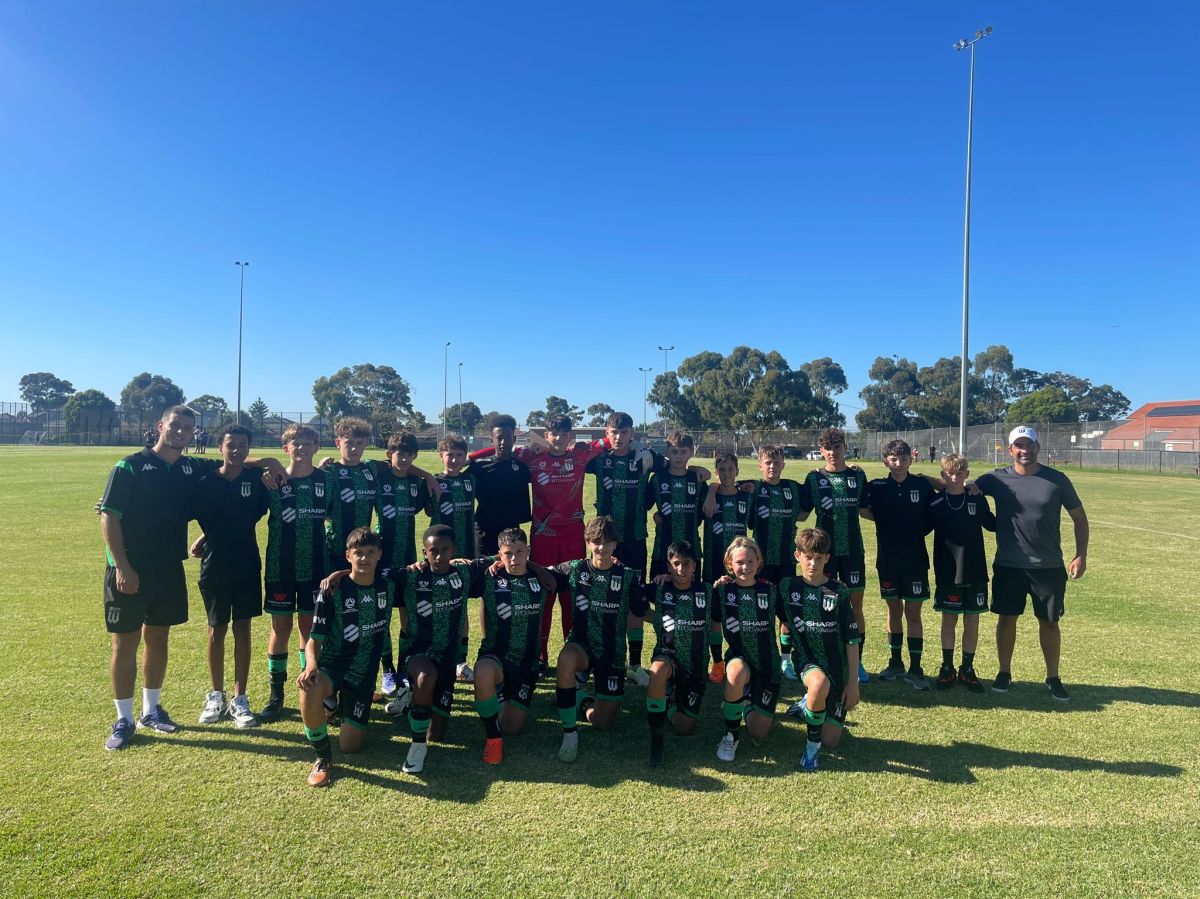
[385,686,412,717]
[716,732,740,762]
[227,694,258,728]
[456,662,474,683]
[626,665,650,687]
[198,691,227,724]
[403,742,428,774]
[557,731,579,763]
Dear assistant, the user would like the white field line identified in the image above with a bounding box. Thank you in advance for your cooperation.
[1091,519,1199,541]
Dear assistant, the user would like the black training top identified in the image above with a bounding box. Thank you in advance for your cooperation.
[866,474,935,573]
[193,467,270,585]
[470,455,532,537]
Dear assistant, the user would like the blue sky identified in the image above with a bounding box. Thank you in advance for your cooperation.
[2,1,1196,425]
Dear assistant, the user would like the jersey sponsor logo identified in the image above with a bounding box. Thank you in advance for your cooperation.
[757,505,770,519]
[537,471,551,486]
[343,623,360,641]
[663,614,676,633]
[820,496,834,511]
[661,502,674,516]
[603,476,614,491]
[910,490,920,503]
[416,599,433,617]
[574,591,590,611]
[382,504,396,519]
[440,500,455,516]
[273,592,288,604]
[725,615,741,633]
[281,507,297,523]
[241,481,252,498]
[340,488,356,503]
[497,601,513,620]
[711,521,724,535]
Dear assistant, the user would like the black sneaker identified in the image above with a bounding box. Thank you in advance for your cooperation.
[878,660,907,681]
[259,691,285,723]
[935,665,956,690]
[991,671,1012,693]
[958,667,985,693]
[1046,677,1070,702]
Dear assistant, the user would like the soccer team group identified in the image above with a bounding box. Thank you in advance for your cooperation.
[98,404,1089,787]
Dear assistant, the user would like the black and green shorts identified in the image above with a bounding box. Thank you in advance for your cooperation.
[878,569,931,602]
[725,652,780,718]
[652,652,707,718]
[825,553,867,592]
[265,580,319,615]
[321,666,375,730]
[934,582,989,614]
[478,653,540,710]
[401,650,458,717]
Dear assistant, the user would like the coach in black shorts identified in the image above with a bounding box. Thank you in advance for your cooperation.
[975,426,1089,702]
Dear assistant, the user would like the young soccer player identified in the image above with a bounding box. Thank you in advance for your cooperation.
[298,528,393,787]
[551,515,648,763]
[260,425,334,723]
[797,428,872,684]
[325,417,378,573]
[469,414,533,555]
[930,453,996,691]
[781,529,862,771]
[190,424,270,727]
[645,540,720,767]
[700,451,752,684]
[715,536,786,762]
[433,434,478,682]
[648,432,705,580]
[864,440,936,689]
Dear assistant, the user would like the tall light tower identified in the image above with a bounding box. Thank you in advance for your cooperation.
[954,25,992,455]
[657,345,674,436]
[443,341,451,439]
[638,367,653,434]
[457,361,464,433]
[234,261,249,425]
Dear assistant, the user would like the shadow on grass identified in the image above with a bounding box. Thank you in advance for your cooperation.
[860,679,1200,714]
[829,735,1186,784]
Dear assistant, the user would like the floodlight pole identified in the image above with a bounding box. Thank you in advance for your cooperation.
[639,367,653,434]
[657,345,674,435]
[458,362,463,433]
[234,261,249,425]
[443,341,451,439]
[955,26,992,455]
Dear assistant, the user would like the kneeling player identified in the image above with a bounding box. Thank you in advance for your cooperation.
[298,528,393,787]
[552,515,647,763]
[646,540,720,767]
[716,537,786,762]
[781,529,861,771]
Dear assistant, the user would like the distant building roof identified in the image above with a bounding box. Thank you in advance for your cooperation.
[1102,401,1200,449]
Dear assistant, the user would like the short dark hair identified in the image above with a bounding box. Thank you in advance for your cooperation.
[666,540,697,562]
[346,527,382,551]
[422,524,456,546]
[882,439,912,458]
[438,434,468,453]
[545,414,573,434]
[817,428,846,450]
[491,414,517,432]
[606,411,634,430]
[335,417,372,439]
[162,405,196,422]
[218,424,253,444]
[714,451,739,469]
[795,527,831,555]
[584,515,619,545]
[497,527,528,547]
[387,431,418,455]
[666,431,694,450]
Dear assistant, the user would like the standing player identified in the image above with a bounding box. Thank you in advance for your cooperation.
[781,529,862,771]
[865,440,936,689]
[298,528,393,787]
[648,432,705,580]
[432,434,477,682]
[325,417,377,573]
[260,425,333,723]
[797,428,872,683]
[929,453,996,691]
[700,451,751,684]
[976,426,1089,700]
[469,415,533,555]
[551,516,648,763]
[645,541,720,767]
[190,424,270,727]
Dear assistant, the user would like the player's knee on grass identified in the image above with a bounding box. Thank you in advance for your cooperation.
[339,724,367,754]
[473,658,502,697]
[408,659,439,702]
[500,704,527,735]
[672,712,697,736]
[589,699,618,731]
[822,721,844,748]
[745,710,773,740]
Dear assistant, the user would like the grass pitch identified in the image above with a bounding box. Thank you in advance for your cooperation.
[1,447,1197,897]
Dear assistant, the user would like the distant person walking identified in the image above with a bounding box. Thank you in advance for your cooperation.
[929,444,937,464]
[975,426,1089,702]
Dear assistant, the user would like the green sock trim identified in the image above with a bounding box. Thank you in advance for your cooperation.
[559,707,578,730]
[475,696,500,718]
[303,724,328,742]
[780,633,793,651]
[723,700,744,722]
[298,648,307,669]
[802,707,827,726]
[267,657,288,673]
[646,697,667,713]
[408,715,430,734]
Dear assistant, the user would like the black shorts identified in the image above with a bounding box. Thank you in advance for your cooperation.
[878,569,931,602]
[934,583,989,615]
[825,554,867,593]
[725,653,780,718]
[478,653,539,710]
[567,639,627,700]
[104,563,188,633]
[322,666,375,730]
[991,566,1067,623]
[402,651,458,717]
[264,580,319,616]
[653,653,706,718]
[615,539,647,581]
[760,562,796,584]
[199,578,263,627]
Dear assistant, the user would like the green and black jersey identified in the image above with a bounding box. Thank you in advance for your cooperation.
[100,449,218,568]
[702,490,752,582]
[746,479,803,567]
[799,468,871,557]
[473,563,548,671]
[326,462,377,558]
[372,463,431,569]
[394,562,472,667]
[650,468,704,565]
[266,470,333,583]
[311,574,394,689]
[587,449,659,542]
[719,579,785,673]
[779,576,860,687]
[554,559,648,668]
[651,578,719,680]
[432,472,477,557]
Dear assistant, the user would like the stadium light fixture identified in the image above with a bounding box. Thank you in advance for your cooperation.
[443,341,451,440]
[657,346,674,435]
[638,367,653,434]
[954,25,993,454]
[234,261,249,425]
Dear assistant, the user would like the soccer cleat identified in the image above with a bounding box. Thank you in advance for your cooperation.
[709,660,726,684]
[783,697,808,719]
[403,742,429,774]
[716,733,740,762]
[958,667,985,693]
[878,660,906,681]
[906,667,931,691]
[227,694,258,728]
[1046,677,1070,702]
[483,737,504,765]
[198,691,228,724]
[991,671,1012,693]
[780,656,798,681]
[858,661,871,684]
[307,758,332,787]
[385,686,412,718]
[936,665,957,690]
[258,692,284,723]
[380,671,399,698]
[557,731,579,763]
[137,705,180,734]
[801,742,821,772]
[456,662,474,683]
[105,718,135,751]
[626,665,650,687]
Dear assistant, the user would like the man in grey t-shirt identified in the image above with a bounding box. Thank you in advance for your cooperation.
[975,426,1089,701]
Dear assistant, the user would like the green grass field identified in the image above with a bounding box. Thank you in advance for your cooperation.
[2,447,1198,898]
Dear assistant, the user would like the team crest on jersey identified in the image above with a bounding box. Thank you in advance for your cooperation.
[465,481,473,493]
[695,594,705,609]
[339,469,350,479]
[822,592,837,612]
[850,572,860,585]
[497,577,508,590]
[345,596,356,611]
[562,460,574,473]
[759,486,769,496]
[664,591,674,605]
[182,462,193,475]
[364,469,374,481]
[737,501,747,515]
[687,482,696,496]
[791,592,803,603]
[819,478,829,488]
[968,502,977,515]
[610,577,622,592]
[241,481,252,498]
[782,488,792,501]
[377,592,387,609]
[511,463,519,472]
[410,484,419,497]
[530,580,541,593]
[449,575,462,590]
[314,482,323,498]
[757,595,769,610]
[383,484,392,494]
[910,490,920,503]
[848,477,856,489]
